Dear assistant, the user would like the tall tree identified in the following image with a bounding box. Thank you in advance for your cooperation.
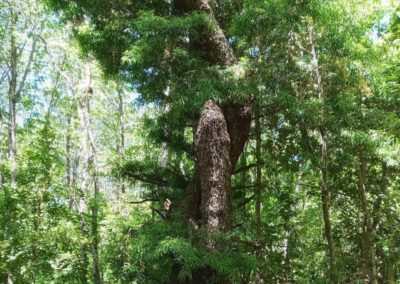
[78,61,102,284]
[307,23,337,282]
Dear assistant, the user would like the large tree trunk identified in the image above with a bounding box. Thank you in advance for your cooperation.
[196,101,232,233]
[170,0,252,282]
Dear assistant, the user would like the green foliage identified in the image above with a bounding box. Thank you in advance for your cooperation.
[0,0,399,283]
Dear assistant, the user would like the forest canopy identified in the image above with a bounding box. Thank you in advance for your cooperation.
[0,0,399,283]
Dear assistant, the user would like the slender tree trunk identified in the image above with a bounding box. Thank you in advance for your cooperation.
[281,171,304,283]
[66,115,75,209]
[0,107,4,189]
[254,103,262,284]
[4,12,19,284]
[357,154,378,284]
[3,6,37,284]
[79,62,102,284]
[386,237,398,284]
[78,219,89,284]
[116,86,126,195]
[308,25,337,282]
[8,12,18,190]
[78,93,90,284]
[0,97,6,282]
[376,162,398,284]
[360,222,371,283]
[7,11,37,189]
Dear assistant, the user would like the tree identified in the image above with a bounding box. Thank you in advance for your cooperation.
[0,0,398,283]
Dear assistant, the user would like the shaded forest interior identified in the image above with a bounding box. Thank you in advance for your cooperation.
[0,0,400,283]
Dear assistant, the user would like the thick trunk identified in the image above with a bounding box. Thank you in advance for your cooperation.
[196,101,232,233]
[174,0,235,66]
[169,1,252,282]
[308,25,337,282]
[174,0,252,225]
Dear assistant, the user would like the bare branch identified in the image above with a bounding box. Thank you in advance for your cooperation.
[125,199,159,204]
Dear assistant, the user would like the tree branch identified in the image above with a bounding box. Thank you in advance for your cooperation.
[16,37,37,99]
[233,163,259,175]
[126,199,159,204]
[236,194,255,209]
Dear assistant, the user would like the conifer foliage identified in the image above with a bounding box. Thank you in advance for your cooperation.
[0,0,399,283]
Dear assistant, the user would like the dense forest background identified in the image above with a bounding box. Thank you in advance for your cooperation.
[0,0,399,283]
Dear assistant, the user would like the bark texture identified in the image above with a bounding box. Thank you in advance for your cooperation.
[169,0,252,282]
[174,0,235,66]
[196,101,232,232]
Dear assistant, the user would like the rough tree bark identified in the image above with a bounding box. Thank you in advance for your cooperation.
[170,0,252,282]
[174,0,252,227]
[196,101,232,233]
